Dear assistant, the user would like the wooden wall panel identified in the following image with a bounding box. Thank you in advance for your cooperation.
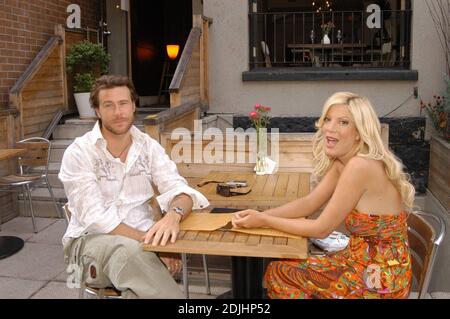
[0,111,20,223]
[18,39,65,138]
[428,137,450,212]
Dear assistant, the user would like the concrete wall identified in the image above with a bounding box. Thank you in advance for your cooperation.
[204,0,446,117]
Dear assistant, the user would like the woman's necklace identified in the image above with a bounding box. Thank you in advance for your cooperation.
[108,138,132,159]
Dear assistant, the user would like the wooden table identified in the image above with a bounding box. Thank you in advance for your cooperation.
[144,171,311,298]
[0,148,27,260]
[288,43,368,50]
[195,171,311,207]
[142,207,307,259]
[288,43,368,66]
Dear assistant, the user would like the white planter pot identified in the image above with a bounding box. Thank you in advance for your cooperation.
[74,92,97,119]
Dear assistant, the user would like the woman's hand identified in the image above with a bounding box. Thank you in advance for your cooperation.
[231,209,266,228]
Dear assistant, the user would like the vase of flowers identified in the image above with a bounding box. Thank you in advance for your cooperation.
[321,21,335,44]
[249,104,271,175]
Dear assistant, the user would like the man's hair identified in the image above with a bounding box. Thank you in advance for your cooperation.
[90,75,139,109]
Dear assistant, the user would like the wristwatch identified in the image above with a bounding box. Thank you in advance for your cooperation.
[170,206,185,218]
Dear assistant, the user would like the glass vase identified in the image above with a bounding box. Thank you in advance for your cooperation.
[322,33,331,44]
[254,127,268,175]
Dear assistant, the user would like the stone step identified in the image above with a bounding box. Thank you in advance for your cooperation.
[19,187,66,201]
[53,124,94,139]
[64,118,97,125]
[18,187,66,218]
[28,163,63,189]
[46,172,63,189]
[50,139,73,163]
[53,123,145,139]
[18,198,64,218]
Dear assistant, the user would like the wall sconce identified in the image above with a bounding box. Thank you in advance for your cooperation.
[166,44,180,60]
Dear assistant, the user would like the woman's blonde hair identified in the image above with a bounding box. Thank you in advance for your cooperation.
[312,92,415,210]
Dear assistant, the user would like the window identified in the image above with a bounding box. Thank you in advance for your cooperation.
[249,0,412,70]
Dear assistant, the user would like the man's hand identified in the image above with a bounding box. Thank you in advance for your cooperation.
[142,212,181,246]
[231,209,266,228]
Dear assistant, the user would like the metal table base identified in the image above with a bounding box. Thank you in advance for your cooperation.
[0,236,24,259]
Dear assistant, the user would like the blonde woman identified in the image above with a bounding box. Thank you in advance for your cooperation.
[232,92,414,299]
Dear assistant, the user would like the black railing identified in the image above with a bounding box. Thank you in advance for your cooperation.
[249,10,412,69]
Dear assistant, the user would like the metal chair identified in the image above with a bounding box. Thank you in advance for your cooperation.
[0,137,63,233]
[407,210,446,299]
[63,204,211,299]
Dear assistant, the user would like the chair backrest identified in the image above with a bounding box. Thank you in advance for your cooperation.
[260,41,272,67]
[407,211,446,299]
[16,137,51,173]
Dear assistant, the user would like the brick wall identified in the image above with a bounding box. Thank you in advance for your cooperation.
[0,0,100,109]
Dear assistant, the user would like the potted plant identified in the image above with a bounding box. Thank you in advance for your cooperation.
[420,76,450,214]
[66,40,110,118]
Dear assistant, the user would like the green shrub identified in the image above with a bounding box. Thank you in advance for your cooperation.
[73,73,95,93]
[66,40,110,92]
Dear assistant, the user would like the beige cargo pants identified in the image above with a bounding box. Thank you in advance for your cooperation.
[63,233,184,299]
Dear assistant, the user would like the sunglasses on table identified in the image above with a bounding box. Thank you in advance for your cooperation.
[216,183,252,197]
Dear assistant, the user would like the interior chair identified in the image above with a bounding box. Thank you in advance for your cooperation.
[0,137,63,233]
[380,42,394,66]
[290,48,312,66]
[260,41,272,68]
[63,204,211,299]
[407,210,446,299]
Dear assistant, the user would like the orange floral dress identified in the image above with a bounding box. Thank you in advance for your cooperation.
[264,210,412,299]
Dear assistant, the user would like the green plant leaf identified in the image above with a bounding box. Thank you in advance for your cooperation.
[66,40,111,92]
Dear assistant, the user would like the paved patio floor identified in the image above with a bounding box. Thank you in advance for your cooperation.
[0,216,449,299]
[0,217,230,299]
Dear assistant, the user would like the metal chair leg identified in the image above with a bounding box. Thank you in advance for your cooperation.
[25,184,37,233]
[181,253,189,299]
[202,254,211,295]
[46,176,64,220]
[21,185,28,220]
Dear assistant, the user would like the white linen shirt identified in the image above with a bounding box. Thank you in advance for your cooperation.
[59,121,209,245]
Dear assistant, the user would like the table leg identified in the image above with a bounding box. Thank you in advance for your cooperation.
[231,256,268,299]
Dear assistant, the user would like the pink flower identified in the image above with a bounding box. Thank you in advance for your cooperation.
[249,111,259,120]
[249,104,271,131]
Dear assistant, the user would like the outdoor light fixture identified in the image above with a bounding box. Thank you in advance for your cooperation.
[312,0,333,12]
[166,44,180,60]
